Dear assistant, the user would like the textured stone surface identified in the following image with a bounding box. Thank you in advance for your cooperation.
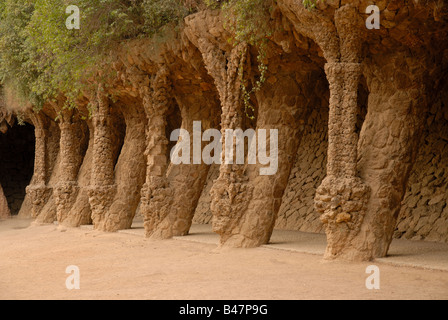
[55,109,89,227]
[275,103,328,233]
[0,183,10,219]
[192,164,219,224]
[0,1,447,262]
[395,84,448,243]
[87,87,124,231]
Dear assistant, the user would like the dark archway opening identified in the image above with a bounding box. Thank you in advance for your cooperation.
[0,122,35,215]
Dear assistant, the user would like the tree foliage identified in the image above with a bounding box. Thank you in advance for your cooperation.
[0,0,192,110]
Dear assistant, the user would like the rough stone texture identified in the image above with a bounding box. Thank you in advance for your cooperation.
[185,11,254,246]
[138,67,176,238]
[275,88,329,233]
[60,120,93,226]
[395,82,448,243]
[28,107,61,224]
[314,62,371,261]
[0,1,447,261]
[87,87,125,231]
[0,183,10,219]
[104,100,146,231]
[160,89,220,237]
[54,108,89,226]
[192,164,219,224]
[354,51,438,260]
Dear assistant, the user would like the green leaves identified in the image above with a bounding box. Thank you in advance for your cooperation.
[218,1,273,120]
[302,0,319,10]
[222,0,273,46]
[0,0,191,110]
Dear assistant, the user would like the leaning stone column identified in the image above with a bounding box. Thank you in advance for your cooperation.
[104,101,146,231]
[185,14,254,246]
[140,67,173,238]
[234,70,314,247]
[87,86,118,230]
[64,120,94,227]
[26,112,52,218]
[207,44,254,246]
[55,109,87,226]
[151,91,219,238]
[0,183,10,219]
[355,54,429,259]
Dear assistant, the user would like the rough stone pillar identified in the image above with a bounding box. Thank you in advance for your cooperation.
[26,112,52,219]
[166,93,219,237]
[314,62,370,260]
[146,88,220,239]
[0,183,10,219]
[63,120,94,227]
[139,62,220,239]
[312,5,371,261]
[206,44,254,246]
[87,86,118,230]
[354,54,429,259]
[104,101,146,231]
[55,109,88,226]
[140,67,173,238]
[232,69,315,247]
[184,12,256,246]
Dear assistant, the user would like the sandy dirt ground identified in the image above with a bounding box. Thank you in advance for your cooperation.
[0,218,447,300]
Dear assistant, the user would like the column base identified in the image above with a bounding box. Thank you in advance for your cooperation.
[140,177,173,239]
[26,184,52,219]
[315,175,371,260]
[87,184,117,231]
[54,181,79,225]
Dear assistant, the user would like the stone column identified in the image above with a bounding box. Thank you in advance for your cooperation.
[141,67,173,238]
[87,86,118,230]
[0,182,10,219]
[185,14,254,246]
[354,54,429,259]
[55,109,87,226]
[205,43,254,246]
[151,90,219,238]
[312,5,371,261]
[26,112,52,219]
[232,69,313,247]
[104,101,146,231]
[314,62,370,260]
[63,120,94,227]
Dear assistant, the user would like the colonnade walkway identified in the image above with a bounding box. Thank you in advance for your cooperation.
[77,216,448,272]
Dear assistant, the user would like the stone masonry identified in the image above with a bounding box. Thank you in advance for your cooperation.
[0,1,447,262]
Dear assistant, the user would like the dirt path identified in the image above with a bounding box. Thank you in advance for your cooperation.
[0,218,447,300]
